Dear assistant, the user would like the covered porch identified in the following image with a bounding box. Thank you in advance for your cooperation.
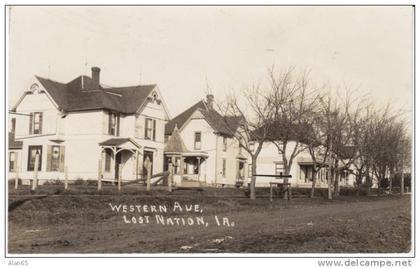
[99,138,142,182]
[164,124,209,186]
[164,152,209,185]
[297,157,329,186]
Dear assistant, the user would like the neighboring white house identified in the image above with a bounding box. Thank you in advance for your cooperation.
[164,95,246,187]
[8,67,170,184]
[246,141,357,188]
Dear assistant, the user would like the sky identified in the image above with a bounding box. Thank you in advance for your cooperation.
[7,6,413,118]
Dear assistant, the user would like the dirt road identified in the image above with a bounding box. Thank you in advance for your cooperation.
[8,188,411,254]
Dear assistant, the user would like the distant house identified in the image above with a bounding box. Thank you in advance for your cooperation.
[248,136,357,188]
[164,95,246,187]
[8,67,170,184]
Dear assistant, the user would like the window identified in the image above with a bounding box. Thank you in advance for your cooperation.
[222,159,226,177]
[238,137,243,154]
[223,137,227,152]
[29,112,43,134]
[194,132,201,150]
[27,145,42,171]
[145,118,156,140]
[274,162,285,176]
[9,152,16,172]
[48,146,61,171]
[300,165,313,183]
[248,163,253,178]
[108,112,120,136]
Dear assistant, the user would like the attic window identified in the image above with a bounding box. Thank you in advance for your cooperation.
[30,83,40,94]
[150,92,161,105]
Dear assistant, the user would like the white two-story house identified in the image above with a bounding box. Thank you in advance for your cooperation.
[8,67,170,184]
[164,95,247,187]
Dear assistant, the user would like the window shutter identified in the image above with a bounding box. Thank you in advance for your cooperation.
[108,112,112,134]
[46,145,52,171]
[144,118,148,139]
[59,146,65,172]
[39,113,43,134]
[116,115,120,136]
[29,112,33,134]
[152,120,156,141]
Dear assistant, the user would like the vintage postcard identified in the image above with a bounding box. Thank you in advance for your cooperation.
[3,4,415,266]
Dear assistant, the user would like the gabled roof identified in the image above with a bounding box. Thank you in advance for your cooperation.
[165,100,242,137]
[252,122,313,144]
[8,132,22,150]
[164,125,189,154]
[21,75,157,114]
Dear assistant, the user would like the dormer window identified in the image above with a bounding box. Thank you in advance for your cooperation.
[108,112,120,136]
[29,112,43,135]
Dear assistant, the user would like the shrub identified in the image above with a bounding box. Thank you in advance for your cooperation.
[43,179,64,185]
[73,178,85,185]
[8,178,22,187]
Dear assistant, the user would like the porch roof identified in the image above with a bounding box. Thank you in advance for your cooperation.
[99,138,141,149]
[164,124,189,154]
[297,157,327,166]
[183,151,209,158]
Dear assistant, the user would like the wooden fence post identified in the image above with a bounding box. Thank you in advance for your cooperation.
[14,164,19,190]
[118,164,122,191]
[31,153,40,191]
[146,160,152,191]
[168,163,173,192]
[97,159,102,191]
[64,166,68,190]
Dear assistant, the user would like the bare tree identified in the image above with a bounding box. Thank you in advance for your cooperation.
[265,68,318,198]
[219,85,274,200]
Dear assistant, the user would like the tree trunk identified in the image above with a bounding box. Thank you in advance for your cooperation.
[389,168,394,195]
[333,169,340,197]
[327,168,333,200]
[283,166,291,200]
[356,173,362,196]
[310,164,317,198]
[250,158,257,200]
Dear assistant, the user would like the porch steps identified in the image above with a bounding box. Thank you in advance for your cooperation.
[180,180,204,187]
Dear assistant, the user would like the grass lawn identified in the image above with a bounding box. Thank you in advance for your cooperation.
[8,185,411,254]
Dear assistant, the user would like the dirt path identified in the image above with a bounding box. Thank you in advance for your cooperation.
[8,194,411,253]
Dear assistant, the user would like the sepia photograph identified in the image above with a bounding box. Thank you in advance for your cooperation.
[3,4,415,262]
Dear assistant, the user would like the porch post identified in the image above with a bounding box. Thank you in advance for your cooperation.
[111,147,116,184]
[135,150,139,181]
[168,163,173,192]
[118,163,122,191]
[180,156,184,178]
[14,163,19,189]
[98,159,102,191]
[64,166,68,190]
[197,157,201,180]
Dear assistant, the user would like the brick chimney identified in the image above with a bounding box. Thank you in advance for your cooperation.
[206,94,214,110]
[91,67,101,84]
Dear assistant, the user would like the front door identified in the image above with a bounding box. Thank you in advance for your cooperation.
[143,150,154,177]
